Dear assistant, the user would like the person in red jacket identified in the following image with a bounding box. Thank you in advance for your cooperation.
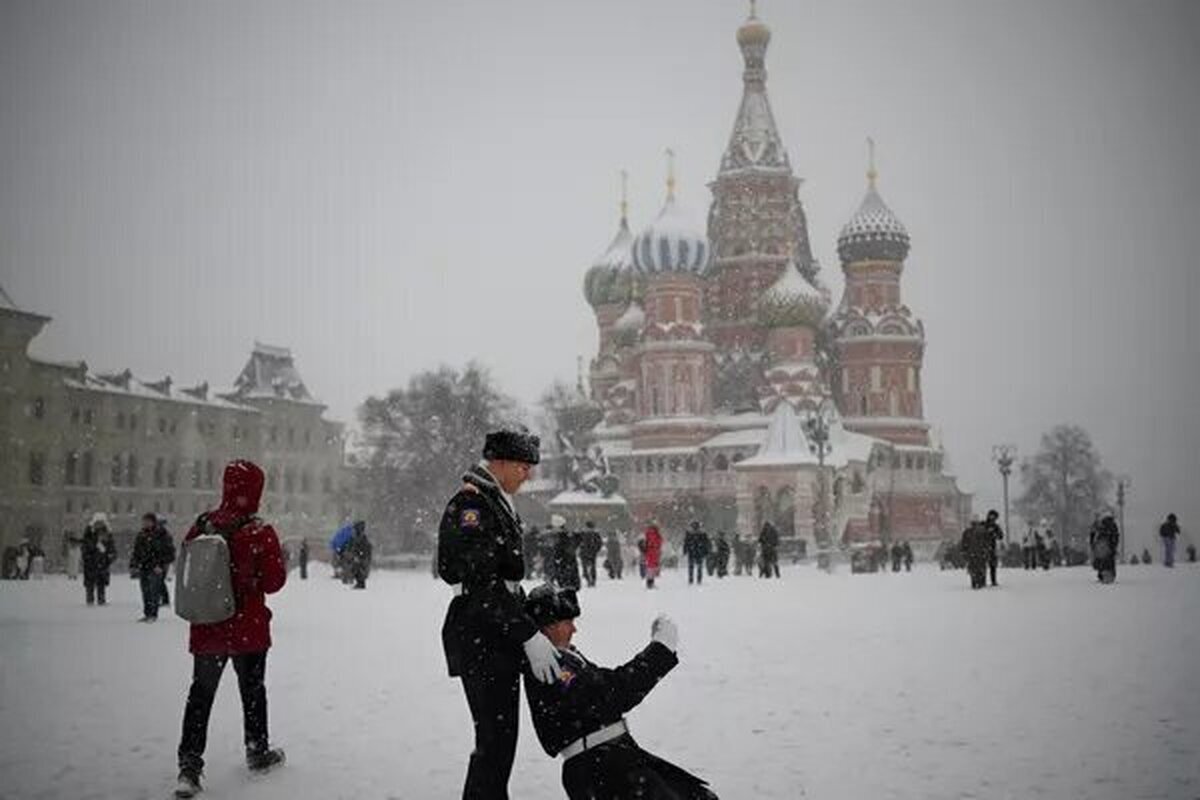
[643,524,663,589]
[174,460,287,799]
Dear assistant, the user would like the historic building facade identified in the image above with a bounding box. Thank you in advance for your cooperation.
[0,289,352,562]
[580,10,971,554]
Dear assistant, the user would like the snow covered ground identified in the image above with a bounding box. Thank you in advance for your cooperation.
[1,562,1197,800]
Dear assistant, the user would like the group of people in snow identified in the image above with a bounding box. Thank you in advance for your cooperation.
[521,516,784,593]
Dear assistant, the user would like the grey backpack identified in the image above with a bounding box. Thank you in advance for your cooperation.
[176,515,251,624]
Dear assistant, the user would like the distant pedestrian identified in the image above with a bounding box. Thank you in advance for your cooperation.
[298,539,309,580]
[902,540,914,572]
[961,515,989,590]
[758,522,781,578]
[174,460,287,798]
[1160,513,1180,568]
[1186,543,1197,563]
[579,521,603,588]
[983,510,1004,586]
[523,526,542,579]
[130,512,175,622]
[604,531,623,580]
[715,532,731,578]
[550,515,581,591]
[345,521,372,589]
[1141,547,1152,566]
[683,521,710,585]
[890,541,903,573]
[81,513,116,605]
[643,524,662,589]
[1090,511,1120,584]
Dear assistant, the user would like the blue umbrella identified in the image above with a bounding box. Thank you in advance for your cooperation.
[330,523,354,553]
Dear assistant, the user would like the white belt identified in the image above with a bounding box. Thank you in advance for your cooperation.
[452,581,520,597]
[559,720,628,760]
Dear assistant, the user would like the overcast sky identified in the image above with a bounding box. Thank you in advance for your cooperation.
[2,0,1197,549]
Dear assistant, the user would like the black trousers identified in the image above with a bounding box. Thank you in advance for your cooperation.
[461,670,520,800]
[178,652,269,773]
[987,553,998,586]
[139,573,165,618]
[687,556,704,584]
[84,579,107,605]
[581,557,597,587]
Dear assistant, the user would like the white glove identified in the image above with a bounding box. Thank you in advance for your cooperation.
[651,614,678,652]
[523,632,565,684]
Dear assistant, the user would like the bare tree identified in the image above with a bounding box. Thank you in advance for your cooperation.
[1016,424,1113,547]
[358,363,519,552]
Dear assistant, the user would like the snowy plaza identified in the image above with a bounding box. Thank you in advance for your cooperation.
[1,563,1197,800]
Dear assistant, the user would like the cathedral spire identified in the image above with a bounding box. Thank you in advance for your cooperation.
[619,168,629,223]
[867,136,878,189]
[665,148,676,201]
[721,5,790,174]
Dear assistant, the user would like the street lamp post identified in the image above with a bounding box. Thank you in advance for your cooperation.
[991,445,1016,542]
[804,399,835,566]
[1116,475,1131,562]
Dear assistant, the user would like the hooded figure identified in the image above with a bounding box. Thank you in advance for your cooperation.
[175,460,287,797]
[82,513,117,605]
[521,584,717,800]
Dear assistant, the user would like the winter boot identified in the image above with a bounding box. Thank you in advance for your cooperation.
[246,747,286,774]
[174,769,202,798]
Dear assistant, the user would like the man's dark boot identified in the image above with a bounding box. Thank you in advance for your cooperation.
[246,747,286,774]
[174,768,202,798]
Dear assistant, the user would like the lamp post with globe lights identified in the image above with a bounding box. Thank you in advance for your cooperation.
[992,445,1016,543]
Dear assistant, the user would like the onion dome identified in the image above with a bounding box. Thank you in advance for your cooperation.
[837,140,910,263]
[584,175,636,308]
[631,151,711,276]
[756,262,829,328]
[736,3,771,49]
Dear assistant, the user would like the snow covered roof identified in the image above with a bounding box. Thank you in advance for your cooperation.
[228,342,321,405]
[720,12,791,175]
[613,302,645,332]
[63,371,257,412]
[737,401,881,469]
[631,194,710,276]
[549,491,628,507]
[592,217,634,271]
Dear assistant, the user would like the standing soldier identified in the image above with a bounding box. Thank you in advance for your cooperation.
[578,521,603,588]
[983,509,1004,586]
[436,428,562,800]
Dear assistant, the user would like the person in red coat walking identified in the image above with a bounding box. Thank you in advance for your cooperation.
[643,524,663,589]
[174,460,287,798]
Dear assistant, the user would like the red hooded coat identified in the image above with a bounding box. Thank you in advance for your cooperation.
[185,460,287,655]
[644,525,663,571]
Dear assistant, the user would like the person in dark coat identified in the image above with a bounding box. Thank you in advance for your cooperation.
[758,522,781,578]
[1090,511,1120,584]
[549,515,582,591]
[130,512,176,621]
[579,521,603,588]
[604,531,623,580]
[1160,513,1180,568]
[436,428,562,800]
[901,540,914,571]
[961,516,989,589]
[1186,543,1197,563]
[175,460,287,798]
[682,521,710,585]
[1141,547,1152,565]
[345,521,372,589]
[982,509,1004,586]
[81,512,117,606]
[521,585,718,800]
[890,541,903,572]
[298,539,309,580]
[714,532,731,578]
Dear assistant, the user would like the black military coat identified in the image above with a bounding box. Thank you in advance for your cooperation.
[437,464,537,678]
[524,642,716,799]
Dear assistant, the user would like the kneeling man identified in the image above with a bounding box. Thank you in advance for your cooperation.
[523,585,718,799]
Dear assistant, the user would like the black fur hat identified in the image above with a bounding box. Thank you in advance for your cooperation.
[483,428,541,464]
[525,584,580,627]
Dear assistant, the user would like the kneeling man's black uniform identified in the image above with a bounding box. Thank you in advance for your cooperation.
[522,588,717,799]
